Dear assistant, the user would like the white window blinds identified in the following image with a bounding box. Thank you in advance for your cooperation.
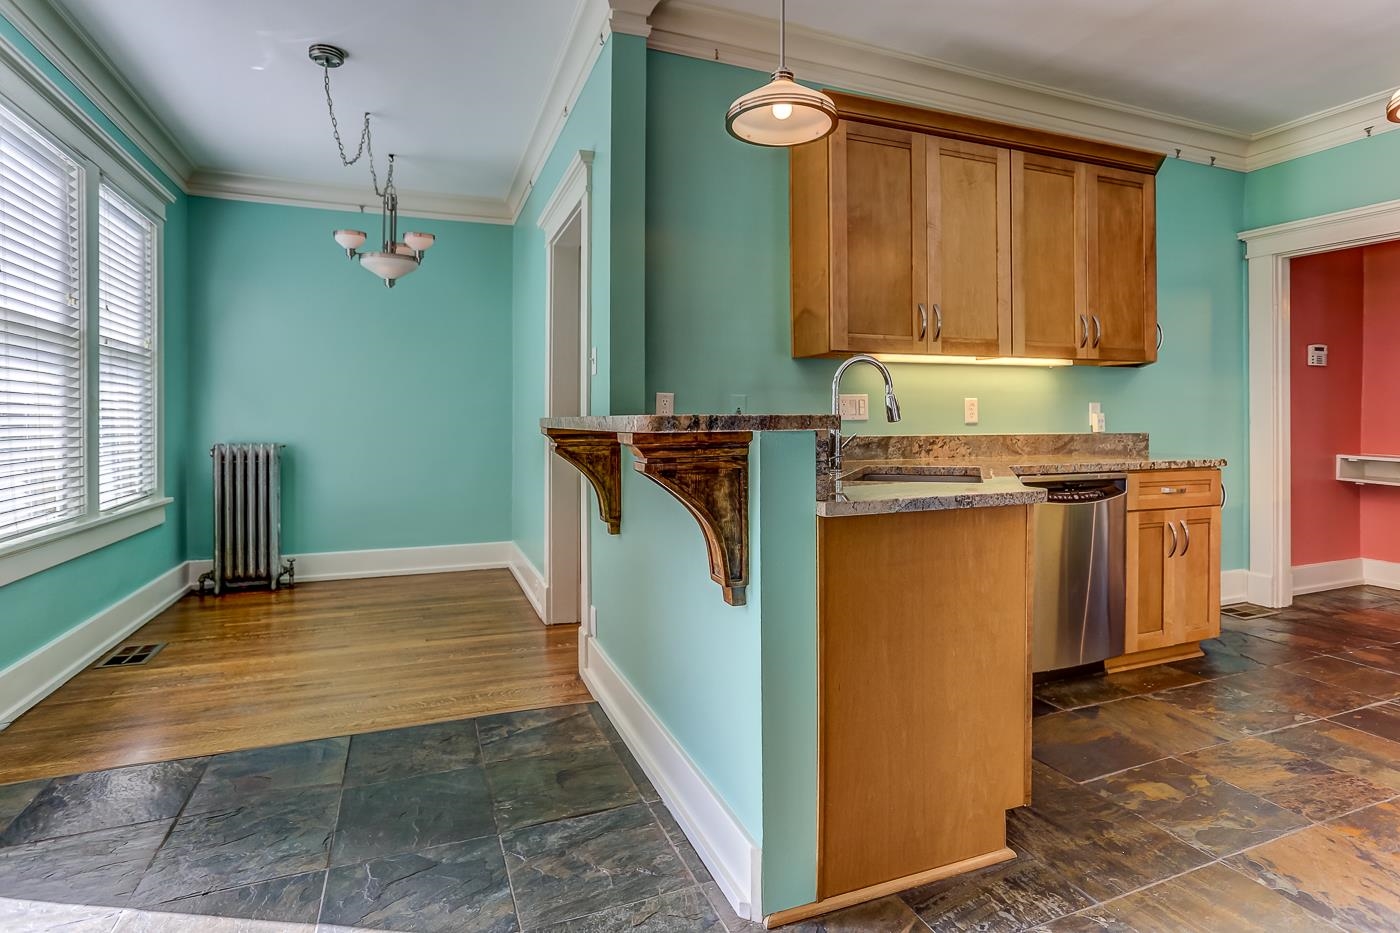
[0,102,83,540]
[97,185,156,511]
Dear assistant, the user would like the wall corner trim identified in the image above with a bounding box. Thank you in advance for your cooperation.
[507,543,547,622]
[580,632,764,921]
[0,562,188,729]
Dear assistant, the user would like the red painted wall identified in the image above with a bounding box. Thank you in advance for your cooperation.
[1362,243,1400,563]
[1290,248,1363,566]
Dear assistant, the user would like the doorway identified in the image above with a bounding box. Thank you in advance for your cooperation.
[541,151,593,627]
[1243,198,1400,606]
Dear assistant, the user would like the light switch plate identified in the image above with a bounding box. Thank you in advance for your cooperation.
[655,392,675,416]
[964,397,979,425]
[838,394,869,420]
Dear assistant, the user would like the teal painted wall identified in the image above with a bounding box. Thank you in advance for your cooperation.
[1245,131,1400,229]
[0,17,189,672]
[644,51,1251,569]
[185,197,513,557]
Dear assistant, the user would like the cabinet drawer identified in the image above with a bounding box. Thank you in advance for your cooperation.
[1128,469,1220,511]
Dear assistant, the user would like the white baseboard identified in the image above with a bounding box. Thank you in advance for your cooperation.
[580,633,763,922]
[0,563,189,730]
[1292,559,1366,596]
[1220,569,1250,606]
[1364,559,1400,591]
[507,543,546,623]
[185,541,515,586]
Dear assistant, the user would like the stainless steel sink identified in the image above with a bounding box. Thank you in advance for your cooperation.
[849,472,982,484]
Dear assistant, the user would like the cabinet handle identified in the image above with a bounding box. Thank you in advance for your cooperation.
[1220,481,1227,510]
[1167,521,1178,559]
[1160,486,1187,495]
[1092,315,1102,348]
[932,303,943,341]
[1079,315,1089,348]
[918,303,927,340]
[1156,322,1164,351]
[1179,520,1191,556]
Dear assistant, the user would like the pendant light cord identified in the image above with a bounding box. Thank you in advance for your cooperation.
[321,64,393,198]
[778,0,786,70]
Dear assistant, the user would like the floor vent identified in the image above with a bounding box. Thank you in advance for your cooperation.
[1222,604,1279,621]
[96,643,166,668]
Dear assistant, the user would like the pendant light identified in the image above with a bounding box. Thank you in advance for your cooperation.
[1388,87,1400,124]
[311,43,436,288]
[725,0,838,147]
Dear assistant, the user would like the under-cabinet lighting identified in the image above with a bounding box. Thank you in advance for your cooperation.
[875,355,1074,368]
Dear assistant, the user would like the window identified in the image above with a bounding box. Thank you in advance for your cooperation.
[98,185,157,510]
[0,102,84,540]
[0,96,162,555]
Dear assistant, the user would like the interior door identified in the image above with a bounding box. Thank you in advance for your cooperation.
[1011,151,1085,359]
[1086,166,1156,363]
[1125,509,1170,653]
[830,122,928,353]
[1172,507,1221,643]
[928,137,1010,357]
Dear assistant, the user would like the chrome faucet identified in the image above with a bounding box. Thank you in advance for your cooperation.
[829,354,901,476]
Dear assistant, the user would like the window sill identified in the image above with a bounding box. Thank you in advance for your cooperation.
[0,497,173,588]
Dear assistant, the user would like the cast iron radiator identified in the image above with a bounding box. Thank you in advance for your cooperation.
[197,443,295,594]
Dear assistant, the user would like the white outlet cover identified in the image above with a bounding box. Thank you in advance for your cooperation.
[838,393,869,420]
[655,392,675,416]
[964,397,979,425]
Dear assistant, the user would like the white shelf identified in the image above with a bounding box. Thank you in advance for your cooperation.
[1337,455,1400,487]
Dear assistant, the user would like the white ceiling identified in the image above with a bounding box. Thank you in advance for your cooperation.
[53,0,583,201]
[706,0,1400,134]
[44,0,1400,204]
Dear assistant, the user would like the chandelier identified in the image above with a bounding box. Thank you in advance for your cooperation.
[309,43,435,288]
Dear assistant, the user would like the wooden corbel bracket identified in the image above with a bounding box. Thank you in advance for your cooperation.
[543,429,622,534]
[620,431,752,606]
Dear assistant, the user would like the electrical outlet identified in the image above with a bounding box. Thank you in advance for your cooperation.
[838,393,868,420]
[1089,402,1103,433]
[655,392,674,416]
[964,397,979,425]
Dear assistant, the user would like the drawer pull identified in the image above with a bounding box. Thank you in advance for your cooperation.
[1179,520,1191,556]
[1166,521,1178,558]
[1159,486,1187,495]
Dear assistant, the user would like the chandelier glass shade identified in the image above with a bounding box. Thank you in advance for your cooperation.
[725,0,837,147]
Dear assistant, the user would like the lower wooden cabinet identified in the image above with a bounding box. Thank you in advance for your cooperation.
[1112,471,1221,671]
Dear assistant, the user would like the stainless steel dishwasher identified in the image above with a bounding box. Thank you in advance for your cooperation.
[1021,475,1127,673]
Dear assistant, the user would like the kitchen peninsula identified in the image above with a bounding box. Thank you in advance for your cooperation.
[542,416,1224,927]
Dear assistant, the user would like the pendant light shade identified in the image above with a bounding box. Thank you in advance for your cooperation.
[1388,87,1400,123]
[727,0,837,148]
[726,69,837,146]
[359,250,418,281]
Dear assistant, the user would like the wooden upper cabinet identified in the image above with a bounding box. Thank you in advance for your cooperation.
[829,122,928,354]
[1011,152,1084,360]
[1086,166,1157,363]
[928,137,1010,357]
[790,93,1163,362]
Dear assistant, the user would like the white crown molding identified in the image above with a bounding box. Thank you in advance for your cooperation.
[1244,89,1400,171]
[648,1,1251,170]
[186,169,514,224]
[0,0,193,188]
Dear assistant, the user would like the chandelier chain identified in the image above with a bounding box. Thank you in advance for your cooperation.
[321,64,392,198]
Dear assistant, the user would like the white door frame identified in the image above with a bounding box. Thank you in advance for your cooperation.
[540,150,594,627]
[1240,196,1400,607]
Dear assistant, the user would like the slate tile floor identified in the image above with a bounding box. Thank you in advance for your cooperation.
[4,587,1400,931]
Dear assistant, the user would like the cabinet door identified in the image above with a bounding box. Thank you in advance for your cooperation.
[830,122,928,353]
[1011,152,1085,359]
[1085,166,1156,363]
[927,137,1010,357]
[1171,507,1221,643]
[1125,509,1170,653]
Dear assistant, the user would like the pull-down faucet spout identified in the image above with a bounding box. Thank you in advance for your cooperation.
[829,354,901,476]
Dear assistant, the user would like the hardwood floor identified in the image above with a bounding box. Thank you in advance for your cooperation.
[0,570,590,784]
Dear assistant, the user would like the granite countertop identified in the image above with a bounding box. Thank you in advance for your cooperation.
[541,414,839,434]
[817,434,1227,517]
